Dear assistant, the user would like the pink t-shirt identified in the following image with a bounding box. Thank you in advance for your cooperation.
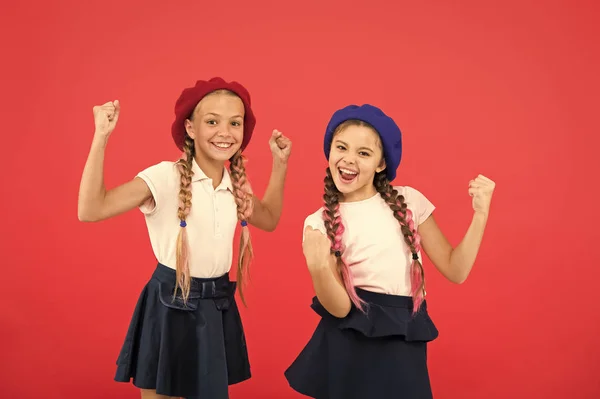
[303,186,435,296]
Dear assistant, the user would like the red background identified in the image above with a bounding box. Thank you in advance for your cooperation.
[1,0,599,398]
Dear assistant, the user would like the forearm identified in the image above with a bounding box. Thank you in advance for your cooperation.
[309,259,352,318]
[449,211,488,283]
[251,159,288,231]
[78,135,109,221]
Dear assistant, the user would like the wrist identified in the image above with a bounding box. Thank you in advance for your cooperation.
[309,266,330,282]
[308,259,332,274]
[473,210,489,223]
[272,158,288,170]
[92,133,109,149]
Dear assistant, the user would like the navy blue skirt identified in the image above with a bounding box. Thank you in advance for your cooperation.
[114,263,251,398]
[285,288,439,399]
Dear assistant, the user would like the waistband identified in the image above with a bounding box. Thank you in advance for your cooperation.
[152,263,233,299]
[356,288,428,310]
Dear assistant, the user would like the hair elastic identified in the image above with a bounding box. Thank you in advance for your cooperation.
[334,251,341,258]
[412,252,419,260]
[241,220,248,227]
[180,220,187,228]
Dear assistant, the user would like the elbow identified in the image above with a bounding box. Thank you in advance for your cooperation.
[77,207,98,223]
[78,213,93,223]
[324,299,352,319]
[330,306,351,319]
[77,208,89,222]
[265,211,282,232]
[262,215,281,232]
[451,276,467,285]
[264,223,277,232]
[449,271,470,285]
[443,256,471,284]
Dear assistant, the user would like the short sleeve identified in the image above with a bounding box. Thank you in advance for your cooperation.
[401,186,436,226]
[302,209,326,242]
[136,161,175,215]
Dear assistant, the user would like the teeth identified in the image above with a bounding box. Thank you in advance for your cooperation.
[213,143,232,148]
[339,168,358,175]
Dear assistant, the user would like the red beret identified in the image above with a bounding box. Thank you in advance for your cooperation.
[171,77,256,151]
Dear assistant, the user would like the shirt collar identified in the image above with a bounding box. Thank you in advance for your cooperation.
[191,158,233,192]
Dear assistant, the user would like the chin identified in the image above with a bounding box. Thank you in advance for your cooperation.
[330,175,354,194]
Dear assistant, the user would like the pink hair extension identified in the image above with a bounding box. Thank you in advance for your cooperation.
[410,258,424,312]
[394,201,424,314]
[322,201,366,312]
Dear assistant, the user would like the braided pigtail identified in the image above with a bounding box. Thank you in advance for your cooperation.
[229,150,254,306]
[374,172,425,314]
[322,167,366,312]
[174,136,195,303]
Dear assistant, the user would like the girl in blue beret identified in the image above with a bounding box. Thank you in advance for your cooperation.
[285,104,496,398]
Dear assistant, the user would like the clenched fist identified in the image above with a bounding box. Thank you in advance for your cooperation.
[93,100,120,139]
[469,174,496,216]
[269,129,292,164]
[303,226,335,272]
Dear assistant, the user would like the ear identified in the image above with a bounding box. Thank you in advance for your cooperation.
[375,158,387,174]
[184,119,196,139]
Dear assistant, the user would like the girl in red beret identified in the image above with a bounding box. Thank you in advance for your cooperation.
[285,104,495,399]
[78,78,292,399]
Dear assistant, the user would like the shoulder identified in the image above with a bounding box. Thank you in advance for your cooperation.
[393,185,429,201]
[137,161,179,186]
[393,185,435,224]
[138,161,178,177]
[135,161,180,205]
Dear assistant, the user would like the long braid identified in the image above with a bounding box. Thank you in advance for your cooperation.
[374,172,425,314]
[229,149,254,306]
[174,136,195,303]
[322,167,366,311]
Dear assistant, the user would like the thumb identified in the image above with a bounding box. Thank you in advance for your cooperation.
[304,225,327,237]
[275,136,288,149]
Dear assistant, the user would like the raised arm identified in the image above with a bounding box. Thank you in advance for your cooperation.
[77,101,152,222]
[248,129,292,232]
[419,175,496,284]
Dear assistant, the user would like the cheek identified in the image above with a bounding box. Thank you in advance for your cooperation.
[358,159,380,175]
[328,154,341,170]
[233,126,244,141]
[194,124,215,141]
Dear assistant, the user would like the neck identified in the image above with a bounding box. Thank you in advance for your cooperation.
[340,184,378,203]
[194,154,225,189]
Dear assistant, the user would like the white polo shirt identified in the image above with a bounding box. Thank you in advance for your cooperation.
[136,159,238,278]
[303,186,435,296]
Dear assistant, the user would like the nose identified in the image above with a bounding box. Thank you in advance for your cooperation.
[341,156,356,165]
[216,121,232,136]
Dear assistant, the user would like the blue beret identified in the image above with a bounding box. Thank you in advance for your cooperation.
[324,104,402,181]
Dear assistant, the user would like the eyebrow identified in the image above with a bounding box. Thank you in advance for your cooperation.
[203,112,243,119]
[334,139,374,152]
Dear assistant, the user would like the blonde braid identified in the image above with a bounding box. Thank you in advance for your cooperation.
[229,150,254,305]
[174,136,195,303]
